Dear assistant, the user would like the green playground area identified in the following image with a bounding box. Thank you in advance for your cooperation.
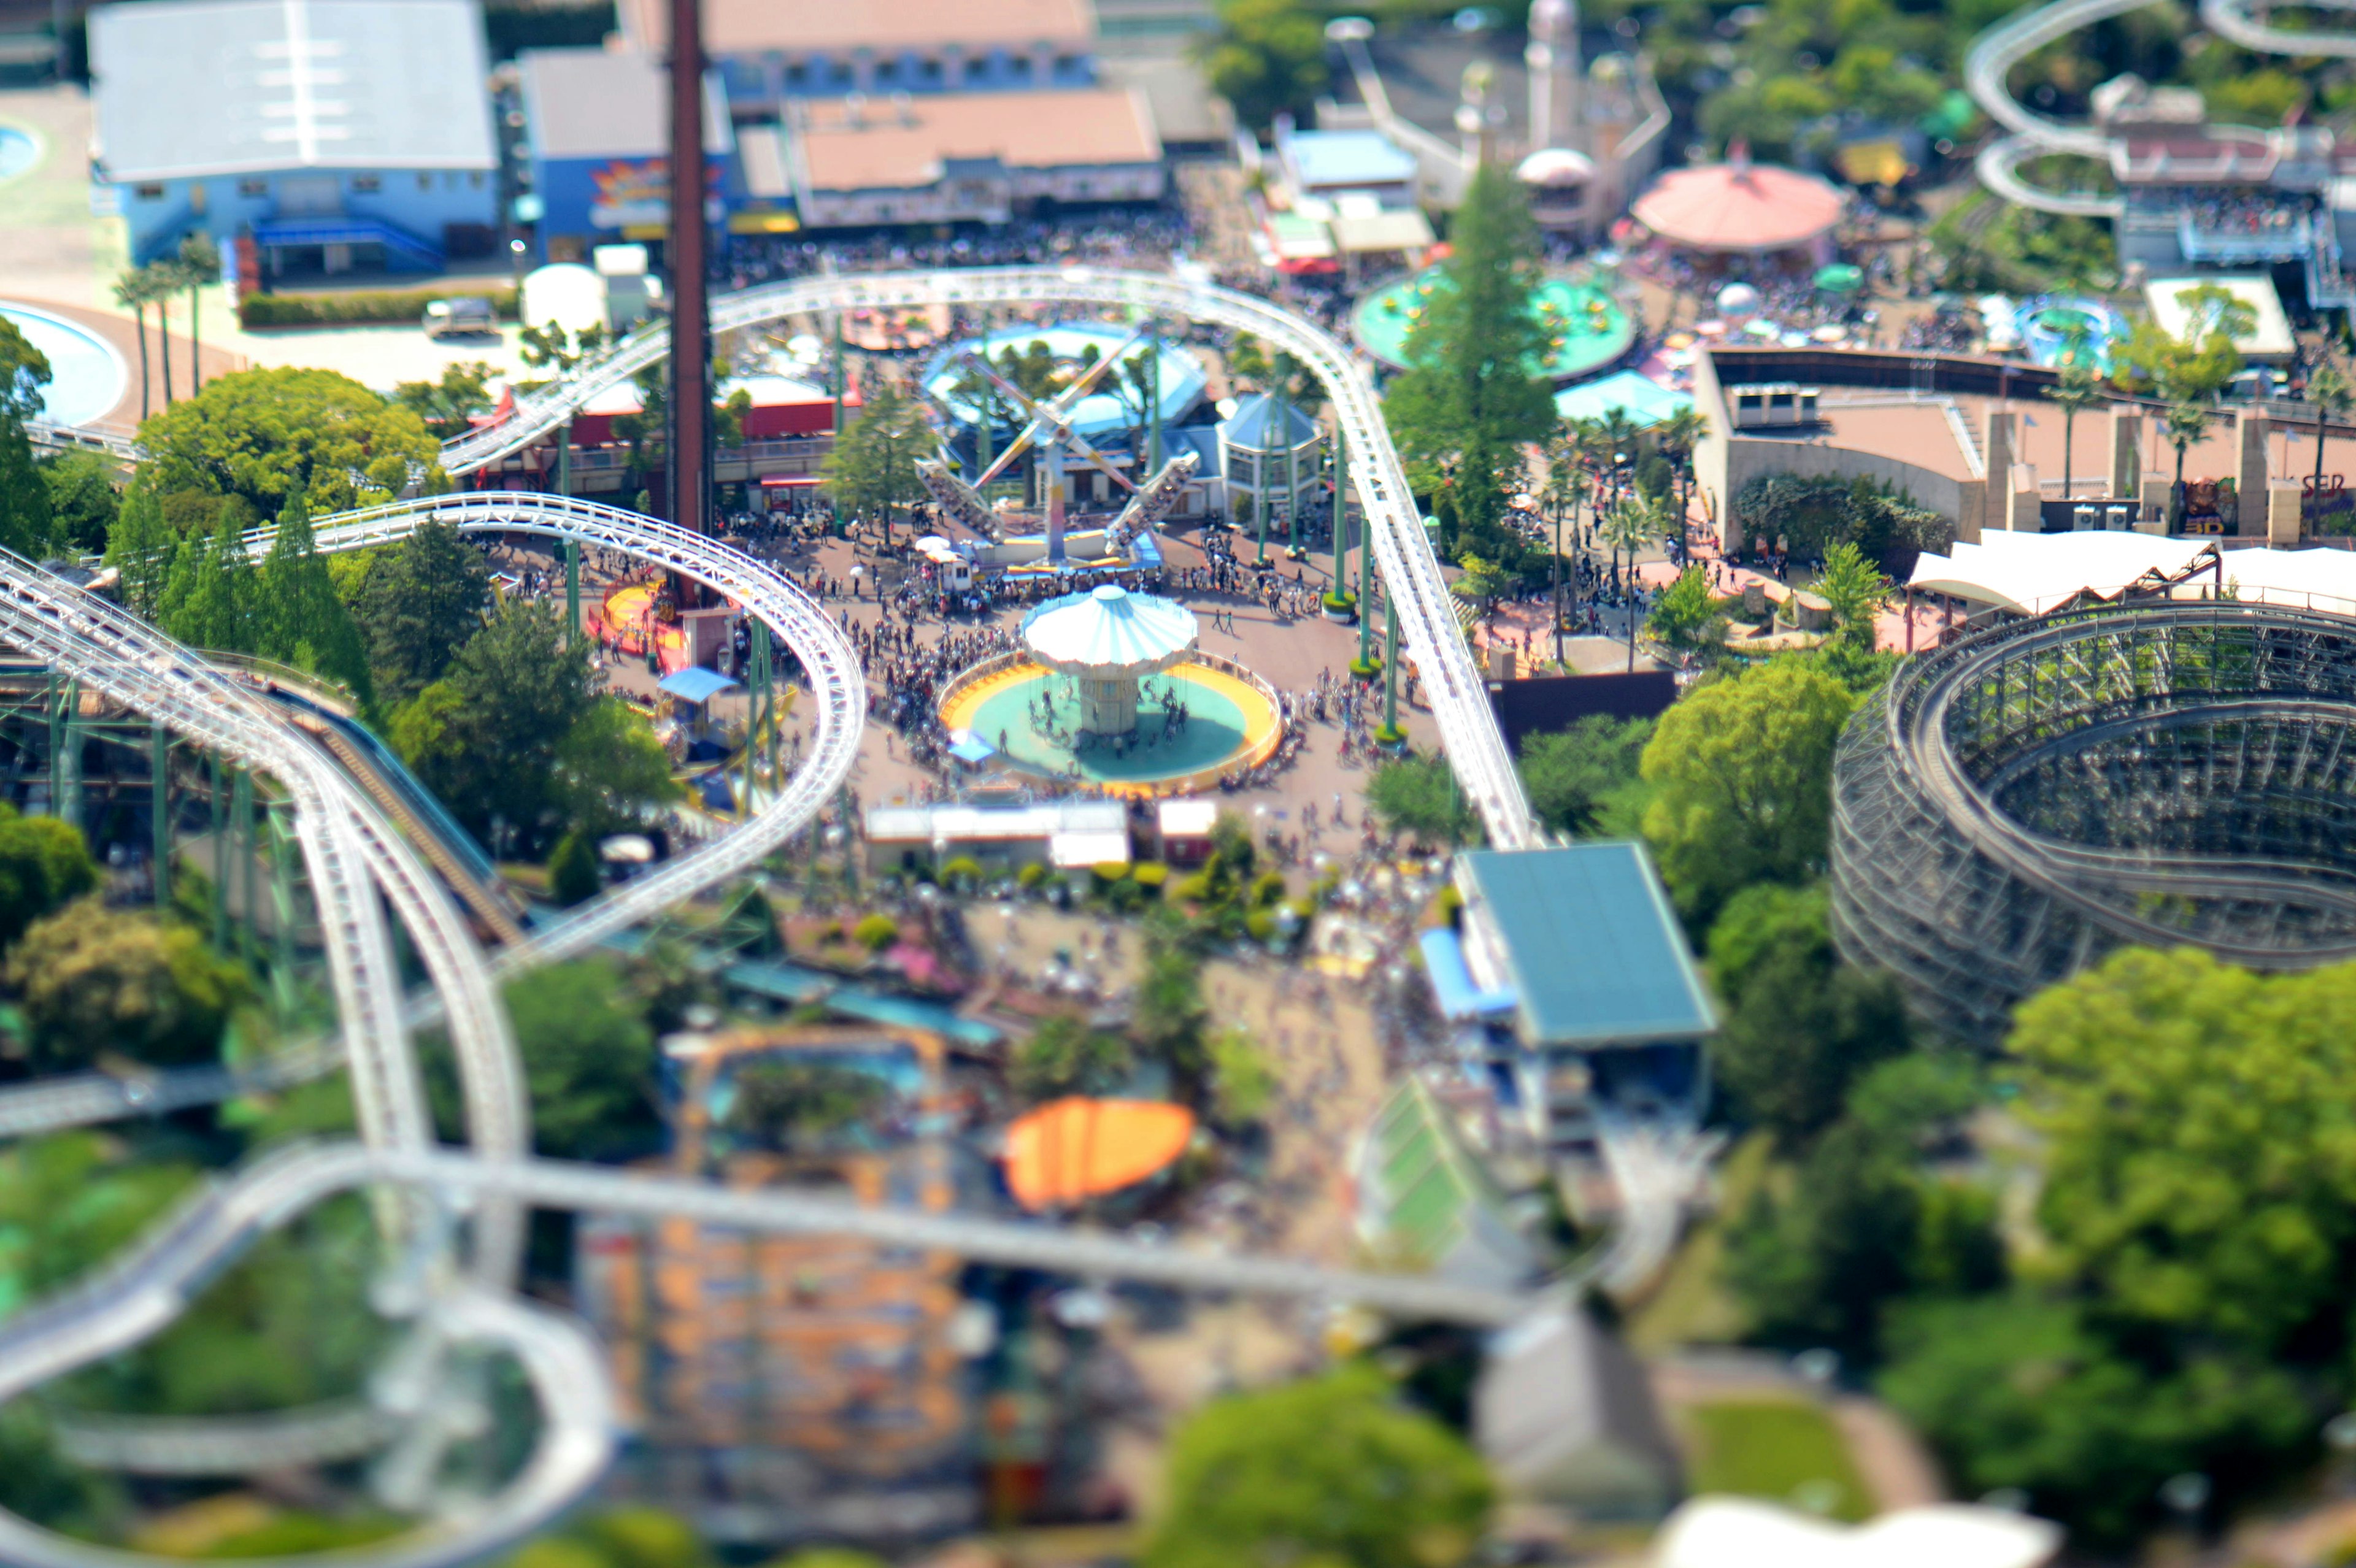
[1352,266,1636,381]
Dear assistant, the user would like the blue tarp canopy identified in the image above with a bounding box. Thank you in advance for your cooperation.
[658,667,741,704]
[1419,928,1517,1020]
[1552,370,1694,431]
[947,736,996,764]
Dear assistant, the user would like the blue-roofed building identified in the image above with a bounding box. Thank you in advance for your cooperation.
[1276,126,1419,206]
[1215,391,1325,529]
[1442,844,1715,1155]
[89,0,500,272]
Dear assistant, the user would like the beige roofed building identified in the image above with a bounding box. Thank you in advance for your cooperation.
[622,0,1092,55]
[788,87,1163,228]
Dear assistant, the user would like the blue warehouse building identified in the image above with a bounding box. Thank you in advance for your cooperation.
[517,47,744,264]
[89,0,499,274]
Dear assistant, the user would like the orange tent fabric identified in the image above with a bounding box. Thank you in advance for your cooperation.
[1003,1097,1195,1210]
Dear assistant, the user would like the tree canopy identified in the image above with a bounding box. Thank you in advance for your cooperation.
[1143,1364,1493,1568]
[1382,163,1555,556]
[503,961,662,1161]
[135,366,447,517]
[1517,715,1652,839]
[395,600,598,848]
[1366,751,1484,846]
[355,518,491,702]
[4,899,252,1072]
[0,314,55,558]
[1201,0,1328,131]
[1639,658,1855,920]
[822,374,931,532]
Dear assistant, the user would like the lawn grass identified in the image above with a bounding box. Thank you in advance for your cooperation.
[1681,1398,1873,1523]
[1625,1130,1772,1355]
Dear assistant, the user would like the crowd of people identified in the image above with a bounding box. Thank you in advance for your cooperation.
[723,210,1199,291]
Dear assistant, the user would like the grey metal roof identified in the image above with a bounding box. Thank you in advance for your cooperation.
[90,0,496,181]
[517,47,733,164]
[1458,844,1715,1048]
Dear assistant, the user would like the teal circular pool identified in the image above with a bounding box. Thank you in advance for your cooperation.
[1,304,126,428]
[1353,267,1635,381]
[963,667,1255,787]
[0,126,38,183]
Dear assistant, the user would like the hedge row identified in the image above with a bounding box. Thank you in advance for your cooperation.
[239,286,519,329]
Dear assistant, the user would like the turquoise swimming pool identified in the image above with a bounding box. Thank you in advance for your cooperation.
[1,304,127,428]
[0,126,38,183]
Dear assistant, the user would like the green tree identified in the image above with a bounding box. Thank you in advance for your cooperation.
[393,361,496,440]
[1366,751,1483,846]
[1449,552,1514,618]
[104,480,174,618]
[401,601,598,847]
[1144,1364,1493,1568]
[1011,1013,1136,1102]
[1646,564,1725,667]
[2111,283,2255,404]
[0,313,55,558]
[177,233,221,396]
[1704,882,1911,1146]
[1810,539,1888,681]
[1130,914,1211,1092]
[516,320,610,382]
[1517,714,1653,839]
[504,960,661,1161]
[2047,361,2107,504]
[355,518,491,701]
[135,366,447,517]
[548,829,602,906]
[0,805,100,948]
[2161,400,2217,532]
[550,698,683,835]
[1383,162,1555,545]
[1639,658,1855,921]
[114,267,156,423]
[2308,363,2355,502]
[726,1059,891,1150]
[4,899,252,1071]
[1199,0,1328,131]
[258,493,372,698]
[39,450,118,556]
[163,502,260,653]
[821,374,930,543]
[1879,1293,2310,1548]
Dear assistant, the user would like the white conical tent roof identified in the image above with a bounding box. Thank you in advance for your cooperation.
[1021,585,1199,677]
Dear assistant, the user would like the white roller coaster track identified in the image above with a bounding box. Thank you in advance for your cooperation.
[1966,0,2356,217]
[441,266,1539,851]
[0,268,1554,1567]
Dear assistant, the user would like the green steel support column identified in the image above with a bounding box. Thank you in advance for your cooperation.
[59,680,83,831]
[1330,437,1350,608]
[1147,331,1162,474]
[976,312,995,480]
[564,536,581,647]
[44,672,63,817]
[1377,594,1404,746]
[234,767,256,965]
[831,313,846,523]
[1356,561,1376,674]
[268,803,298,1023]
[1283,377,1302,557]
[750,618,774,812]
[211,757,229,953]
[557,417,572,497]
[151,720,170,909]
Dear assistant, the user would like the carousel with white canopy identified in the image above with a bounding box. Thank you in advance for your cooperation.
[1020,583,1200,736]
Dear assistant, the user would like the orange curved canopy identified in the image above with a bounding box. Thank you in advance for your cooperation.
[1003,1097,1195,1210]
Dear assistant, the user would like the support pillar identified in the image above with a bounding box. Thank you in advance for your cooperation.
[750,618,775,812]
[1328,437,1352,610]
[59,682,82,831]
[211,756,229,953]
[564,536,581,646]
[268,802,298,1024]
[1283,379,1303,558]
[557,417,572,498]
[1147,331,1162,474]
[151,720,170,909]
[234,766,256,966]
[1376,593,1405,747]
[1354,558,1377,676]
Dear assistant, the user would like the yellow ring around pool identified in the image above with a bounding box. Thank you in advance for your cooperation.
[936,657,1285,799]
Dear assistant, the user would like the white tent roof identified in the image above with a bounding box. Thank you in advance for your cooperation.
[1655,1499,2061,1568]
[1020,585,1198,675]
[1911,532,2356,619]
[1908,532,2213,615]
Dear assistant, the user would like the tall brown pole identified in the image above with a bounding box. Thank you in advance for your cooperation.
[666,0,709,540]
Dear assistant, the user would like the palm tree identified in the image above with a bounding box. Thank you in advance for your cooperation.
[1541,436,1590,667]
[2048,362,2106,507]
[144,262,176,407]
[2163,401,2217,532]
[2309,364,2355,511]
[113,268,153,421]
[178,234,221,396]
[1658,405,1709,521]
[1600,493,1665,672]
